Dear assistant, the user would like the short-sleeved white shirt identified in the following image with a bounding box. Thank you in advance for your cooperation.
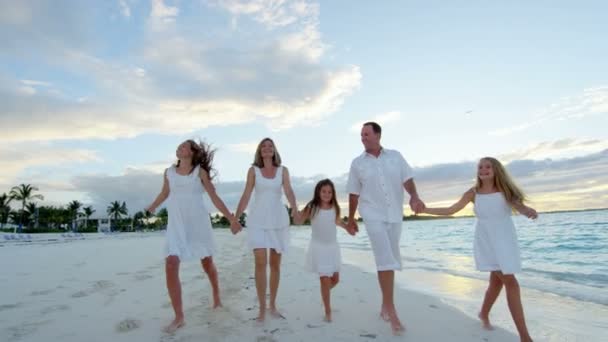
[346,148,414,223]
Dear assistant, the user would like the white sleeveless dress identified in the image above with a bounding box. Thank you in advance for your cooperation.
[164,165,216,260]
[473,192,521,274]
[246,166,290,253]
[305,208,341,276]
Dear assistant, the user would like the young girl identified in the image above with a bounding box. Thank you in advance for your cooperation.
[295,179,350,323]
[234,137,298,322]
[422,157,537,342]
[146,140,241,333]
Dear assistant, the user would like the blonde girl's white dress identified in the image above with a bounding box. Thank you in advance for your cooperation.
[164,165,216,260]
[305,208,342,276]
[246,166,290,253]
[473,192,521,274]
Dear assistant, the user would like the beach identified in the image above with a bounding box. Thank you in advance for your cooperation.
[0,231,519,342]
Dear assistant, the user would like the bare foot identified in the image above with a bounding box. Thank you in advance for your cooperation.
[387,312,405,336]
[379,305,390,322]
[269,307,285,319]
[478,312,494,330]
[256,309,266,323]
[212,298,222,309]
[163,317,185,334]
[323,314,332,323]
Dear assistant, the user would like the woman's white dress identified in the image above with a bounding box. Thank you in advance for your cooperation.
[246,166,290,253]
[164,165,216,260]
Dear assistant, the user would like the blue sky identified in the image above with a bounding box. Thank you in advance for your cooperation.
[1,0,607,215]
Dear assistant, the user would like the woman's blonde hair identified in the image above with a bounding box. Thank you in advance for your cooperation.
[252,138,282,167]
[476,157,526,205]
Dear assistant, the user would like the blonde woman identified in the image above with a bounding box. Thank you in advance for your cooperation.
[235,138,298,322]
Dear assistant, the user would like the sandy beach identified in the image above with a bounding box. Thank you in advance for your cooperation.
[0,231,518,342]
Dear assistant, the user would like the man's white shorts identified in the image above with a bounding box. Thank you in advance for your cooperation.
[364,221,403,271]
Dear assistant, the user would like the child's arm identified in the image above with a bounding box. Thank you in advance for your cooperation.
[335,217,348,230]
[422,189,475,216]
[200,169,242,233]
[293,206,311,225]
[145,169,170,213]
[235,167,255,220]
[512,201,538,219]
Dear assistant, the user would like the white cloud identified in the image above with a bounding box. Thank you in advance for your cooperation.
[500,138,608,162]
[490,86,608,136]
[227,141,260,154]
[350,110,402,132]
[0,144,100,191]
[0,0,362,143]
[118,0,131,18]
[21,79,51,87]
[151,0,178,21]
[67,147,608,215]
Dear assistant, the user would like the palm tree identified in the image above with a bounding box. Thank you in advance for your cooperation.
[9,184,44,233]
[25,202,38,229]
[67,200,82,232]
[0,193,12,230]
[107,201,128,231]
[83,206,95,229]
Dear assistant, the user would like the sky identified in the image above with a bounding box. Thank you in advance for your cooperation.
[1,0,607,217]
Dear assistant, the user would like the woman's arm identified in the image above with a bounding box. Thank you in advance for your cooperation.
[281,167,298,213]
[145,170,170,213]
[200,169,242,233]
[235,167,255,219]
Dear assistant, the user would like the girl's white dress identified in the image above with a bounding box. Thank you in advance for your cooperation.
[473,192,521,274]
[305,208,341,276]
[164,165,215,260]
[246,166,290,253]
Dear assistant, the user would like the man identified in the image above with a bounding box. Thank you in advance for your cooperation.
[346,121,425,335]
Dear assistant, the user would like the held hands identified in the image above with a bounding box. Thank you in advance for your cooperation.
[145,206,155,214]
[409,196,426,214]
[229,215,242,235]
[346,219,358,236]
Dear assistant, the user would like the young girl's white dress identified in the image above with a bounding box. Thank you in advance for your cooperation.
[164,165,216,260]
[246,166,290,253]
[305,208,341,276]
[473,192,521,274]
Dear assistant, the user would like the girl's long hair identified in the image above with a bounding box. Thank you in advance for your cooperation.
[475,157,526,205]
[176,139,217,179]
[305,179,341,220]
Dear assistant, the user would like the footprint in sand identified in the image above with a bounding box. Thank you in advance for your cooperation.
[71,280,117,298]
[71,291,89,298]
[116,318,141,333]
[30,289,55,296]
[256,336,277,342]
[40,305,70,315]
[6,320,52,342]
[0,303,21,312]
[134,273,154,281]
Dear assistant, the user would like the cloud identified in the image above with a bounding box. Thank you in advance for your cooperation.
[0,144,100,192]
[227,141,260,154]
[65,145,608,216]
[499,138,608,162]
[350,110,402,132]
[490,86,608,136]
[118,0,131,18]
[0,0,361,143]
